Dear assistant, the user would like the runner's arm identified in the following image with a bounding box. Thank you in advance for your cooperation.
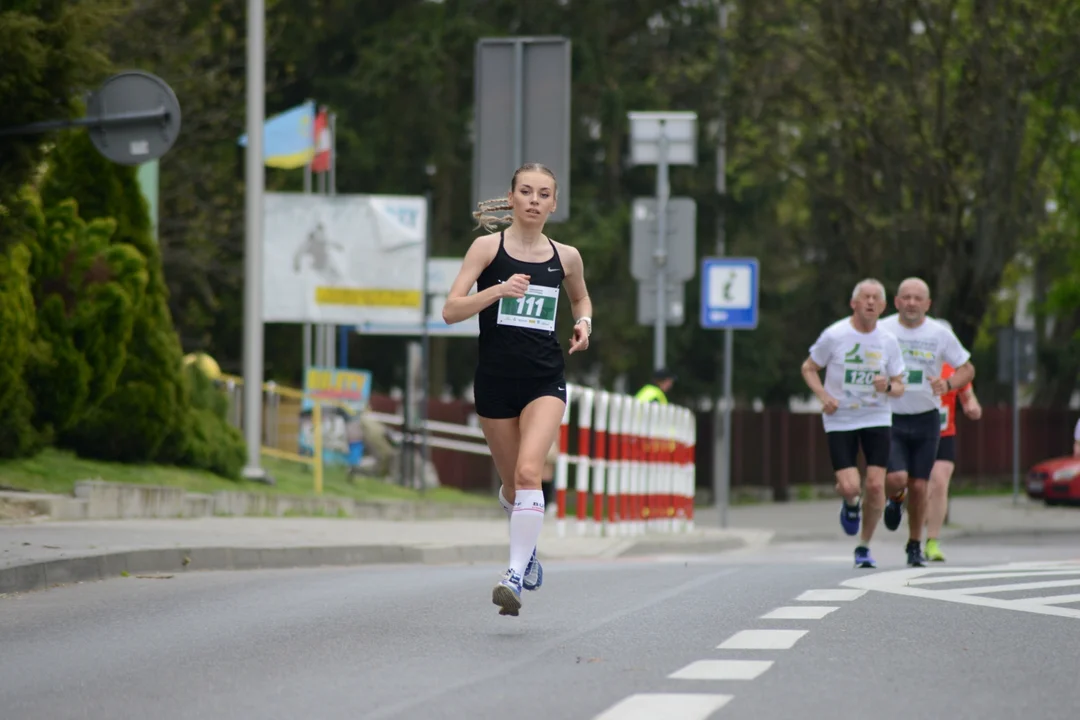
[947,360,976,390]
[441,236,505,324]
[885,374,905,397]
[562,245,593,331]
[800,357,828,400]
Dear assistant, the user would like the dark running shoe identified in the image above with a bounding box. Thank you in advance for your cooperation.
[854,546,877,569]
[906,540,925,567]
[840,500,861,536]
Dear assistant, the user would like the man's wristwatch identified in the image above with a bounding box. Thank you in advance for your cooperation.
[575,316,592,336]
[946,379,953,391]
[886,382,892,394]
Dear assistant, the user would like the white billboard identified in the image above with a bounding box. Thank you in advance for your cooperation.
[263,192,427,324]
[349,258,479,337]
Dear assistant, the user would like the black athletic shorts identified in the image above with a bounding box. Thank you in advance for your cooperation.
[887,409,941,480]
[473,369,567,420]
[826,426,891,472]
[936,435,956,463]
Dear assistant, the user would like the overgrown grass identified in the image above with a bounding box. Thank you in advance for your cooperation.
[0,448,490,505]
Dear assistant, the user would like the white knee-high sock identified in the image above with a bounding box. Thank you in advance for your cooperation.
[508,489,545,577]
[498,487,513,518]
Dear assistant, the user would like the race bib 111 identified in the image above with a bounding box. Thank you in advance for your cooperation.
[496,284,559,331]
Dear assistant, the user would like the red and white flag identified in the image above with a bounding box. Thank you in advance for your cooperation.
[311,108,332,173]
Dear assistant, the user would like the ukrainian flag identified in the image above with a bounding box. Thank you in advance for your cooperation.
[238,100,315,169]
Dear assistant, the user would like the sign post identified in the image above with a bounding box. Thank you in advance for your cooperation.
[700,257,760,526]
[627,111,698,370]
[997,327,1037,505]
[473,37,572,223]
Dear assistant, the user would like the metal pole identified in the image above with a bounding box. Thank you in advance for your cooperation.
[512,40,524,170]
[241,0,267,481]
[654,125,670,371]
[303,148,312,378]
[326,112,338,367]
[419,190,433,495]
[712,1,731,524]
[721,327,733,526]
[1012,329,1020,505]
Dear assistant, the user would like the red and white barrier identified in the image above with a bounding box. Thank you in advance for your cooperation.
[554,384,696,537]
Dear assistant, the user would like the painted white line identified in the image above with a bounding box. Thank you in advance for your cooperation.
[1022,593,1080,606]
[811,555,858,563]
[593,693,733,720]
[843,569,1080,619]
[717,629,808,650]
[795,589,866,602]
[908,570,1080,586]
[947,578,1080,596]
[760,606,838,620]
[669,659,774,681]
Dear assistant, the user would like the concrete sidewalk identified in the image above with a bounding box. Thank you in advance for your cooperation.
[0,515,767,595]
[1,494,1076,596]
[701,494,1080,541]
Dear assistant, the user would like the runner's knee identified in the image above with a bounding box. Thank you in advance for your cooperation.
[514,462,543,490]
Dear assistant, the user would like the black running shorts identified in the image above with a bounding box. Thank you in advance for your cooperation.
[826,426,891,472]
[473,370,567,420]
[887,409,941,480]
[935,435,956,463]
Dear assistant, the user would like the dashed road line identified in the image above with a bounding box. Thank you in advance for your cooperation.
[668,660,774,681]
[760,605,839,620]
[717,629,808,650]
[592,586,866,718]
[593,693,733,720]
[795,588,867,602]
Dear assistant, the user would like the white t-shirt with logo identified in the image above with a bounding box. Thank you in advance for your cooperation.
[809,318,906,433]
[878,315,971,415]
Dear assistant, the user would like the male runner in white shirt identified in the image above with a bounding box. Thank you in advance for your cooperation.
[878,278,975,567]
[801,278,906,568]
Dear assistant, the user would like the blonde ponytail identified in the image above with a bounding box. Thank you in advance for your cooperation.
[471,162,559,231]
[472,197,513,231]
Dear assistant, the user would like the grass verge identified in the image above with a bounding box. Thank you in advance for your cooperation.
[0,448,490,506]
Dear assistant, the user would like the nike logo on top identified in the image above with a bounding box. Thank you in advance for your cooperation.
[548,267,558,272]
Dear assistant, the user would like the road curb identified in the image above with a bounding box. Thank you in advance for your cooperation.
[0,533,754,595]
[761,526,1080,544]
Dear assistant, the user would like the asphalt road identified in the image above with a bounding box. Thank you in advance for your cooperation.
[2,534,1079,720]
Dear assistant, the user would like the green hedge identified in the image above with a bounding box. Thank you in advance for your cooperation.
[34,130,246,479]
[0,233,39,458]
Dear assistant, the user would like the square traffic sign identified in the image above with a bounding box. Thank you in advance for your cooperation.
[700,257,760,329]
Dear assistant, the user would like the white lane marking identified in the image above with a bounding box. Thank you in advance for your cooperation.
[941,578,1080,596]
[842,561,1080,619]
[811,555,857,563]
[717,629,808,650]
[795,589,866,602]
[760,605,838,620]
[1024,593,1080,606]
[593,693,733,720]
[669,660,774,681]
[908,570,1080,586]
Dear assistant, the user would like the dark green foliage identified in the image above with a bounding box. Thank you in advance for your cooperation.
[174,364,246,480]
[0,224,40,458]
[41,132,188,462]
[23,194,147,438]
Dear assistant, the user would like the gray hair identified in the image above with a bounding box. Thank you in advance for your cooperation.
[851,278,886,303]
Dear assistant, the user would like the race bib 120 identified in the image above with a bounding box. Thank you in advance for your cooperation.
[496,284,559,331]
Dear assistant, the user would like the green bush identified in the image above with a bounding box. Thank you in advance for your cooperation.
[42,131,187,462]
[174,364,246,480]
[40,130,247,477]
[0,225,39,458]
[22,194,147,438]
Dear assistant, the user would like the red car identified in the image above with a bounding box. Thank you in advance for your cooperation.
[1027,456,1080,505]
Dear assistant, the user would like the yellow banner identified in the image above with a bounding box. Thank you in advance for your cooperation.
[315,287,422,308]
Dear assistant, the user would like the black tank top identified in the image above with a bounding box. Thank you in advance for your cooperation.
[475,231,566,378]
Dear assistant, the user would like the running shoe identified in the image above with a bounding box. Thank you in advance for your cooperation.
[493,569,523,616]
[906,540,925,567]
[924,538,945,562]
[840,499,861,536]
[883,493,905,531]
[522,548,543,591]
[854,546,876,569]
